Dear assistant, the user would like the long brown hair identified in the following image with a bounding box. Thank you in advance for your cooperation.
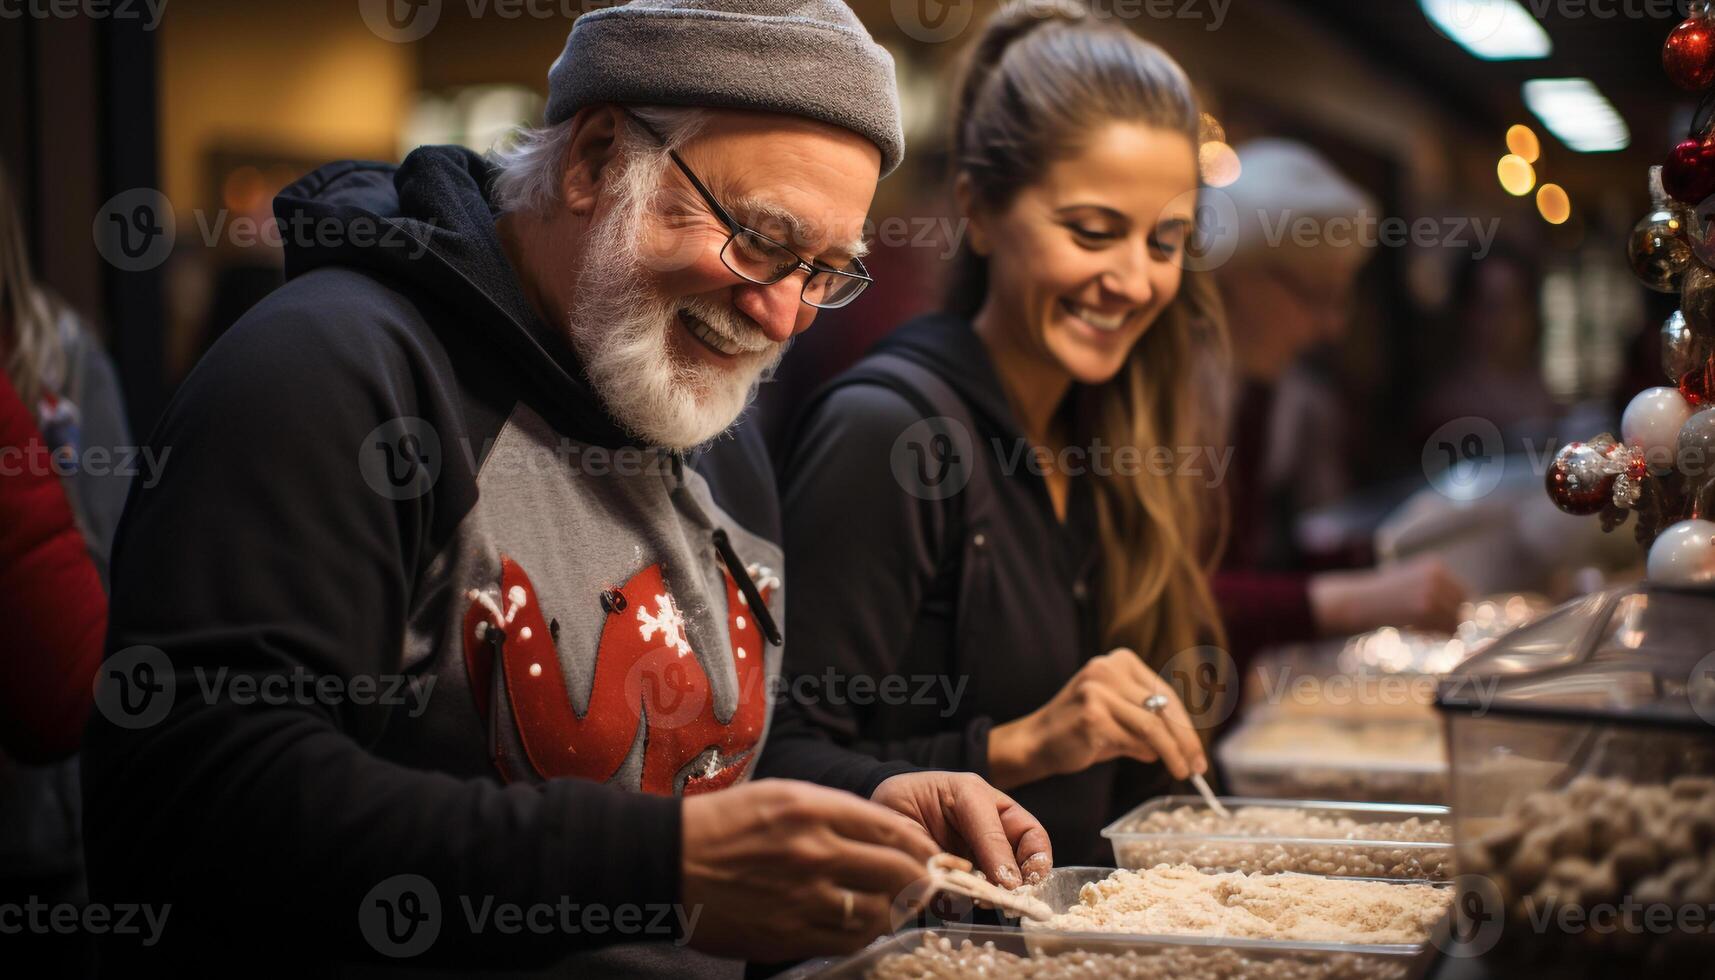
[0,159,67,409]
[949,1,1230,671]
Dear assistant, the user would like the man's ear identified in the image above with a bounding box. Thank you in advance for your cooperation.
[559,105,627,217]
[953,172,990,257]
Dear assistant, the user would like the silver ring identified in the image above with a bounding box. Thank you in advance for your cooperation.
[841,888,856,929]
[1143,694,1170,714]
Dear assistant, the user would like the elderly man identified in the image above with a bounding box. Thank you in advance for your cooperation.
[81,1,1049,973]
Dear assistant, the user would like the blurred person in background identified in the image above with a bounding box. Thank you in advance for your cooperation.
[1417,245,1554,453]
[81,1,1048,974]
[0,158,130,970]
[779,2,1222,866]
[1212,140,1467,660]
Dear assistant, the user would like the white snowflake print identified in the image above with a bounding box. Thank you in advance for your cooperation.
[636,591,692,657]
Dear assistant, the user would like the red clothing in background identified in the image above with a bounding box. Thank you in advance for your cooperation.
[1214,381,1318,664]
[0,365,105,763]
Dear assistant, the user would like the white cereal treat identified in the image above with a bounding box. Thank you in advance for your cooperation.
[864,931,1410,980]
[1039,865,1448,945]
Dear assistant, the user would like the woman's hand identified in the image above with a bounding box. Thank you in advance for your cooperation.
[987,648,1208,790]
[1308,557,1468,637]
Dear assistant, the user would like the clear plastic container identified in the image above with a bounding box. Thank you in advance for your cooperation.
[1216,711,1448,804]
[815,922,1433,979]
[1102,796,1454,880]
[1435,584,1715,970]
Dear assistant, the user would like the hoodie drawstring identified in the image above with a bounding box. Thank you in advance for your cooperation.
[712,528,782,647]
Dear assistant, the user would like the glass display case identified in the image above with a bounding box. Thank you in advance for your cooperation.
[1435,584,1715,970]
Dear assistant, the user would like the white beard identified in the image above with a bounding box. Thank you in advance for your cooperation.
[564,180,784,451]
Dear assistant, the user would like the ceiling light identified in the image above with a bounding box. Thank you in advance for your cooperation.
[1522,78,1630,152]
[1420,0,1552,60]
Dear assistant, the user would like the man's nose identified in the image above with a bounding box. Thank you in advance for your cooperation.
[731,277,803,344]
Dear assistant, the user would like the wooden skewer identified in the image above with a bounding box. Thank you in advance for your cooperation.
[1191,773,1230,819]
[924,854,1053,922]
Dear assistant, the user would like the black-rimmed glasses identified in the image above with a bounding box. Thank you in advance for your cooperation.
[623,109,873,310]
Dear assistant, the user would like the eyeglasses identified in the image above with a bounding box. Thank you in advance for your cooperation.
[623,109,873,310]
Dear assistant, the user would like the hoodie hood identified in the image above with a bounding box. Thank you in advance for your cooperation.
[273,145,634,447]
[869,312,1028,444]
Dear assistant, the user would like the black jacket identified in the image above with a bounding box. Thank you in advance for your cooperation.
[81,146,909,974]
[778,314,1180,867]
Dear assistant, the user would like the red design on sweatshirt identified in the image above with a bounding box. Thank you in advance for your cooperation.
[463,557,767,795]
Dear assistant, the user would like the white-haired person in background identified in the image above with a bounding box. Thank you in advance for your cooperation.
[1208,139,1467,660]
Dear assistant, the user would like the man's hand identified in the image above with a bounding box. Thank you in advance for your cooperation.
[870,771,1052,890]
[681,778,939,960]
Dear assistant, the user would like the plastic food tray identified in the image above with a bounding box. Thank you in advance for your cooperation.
[814,922,1434,980]
[1101,796,1454,880]
[1023,867,1445,977]
[1216,712,1449,804]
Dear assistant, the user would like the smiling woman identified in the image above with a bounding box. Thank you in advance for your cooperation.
[778,0,1232,866]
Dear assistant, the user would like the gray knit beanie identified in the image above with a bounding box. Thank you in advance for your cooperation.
[547,0,904,176]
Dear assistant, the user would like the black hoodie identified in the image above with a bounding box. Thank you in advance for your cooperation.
[81,146,910,974]
[778,314,1182,866]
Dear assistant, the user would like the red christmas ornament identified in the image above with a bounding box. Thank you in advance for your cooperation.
[1683,354,1715,407]
[1547,441,1619,516]
[1665,138,1715,206]
[1665,16,1715,91]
